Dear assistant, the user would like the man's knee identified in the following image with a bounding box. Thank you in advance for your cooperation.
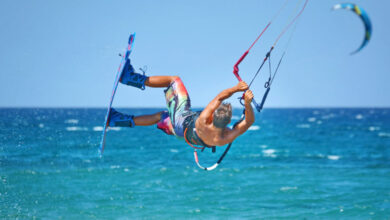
[171,76,180,82]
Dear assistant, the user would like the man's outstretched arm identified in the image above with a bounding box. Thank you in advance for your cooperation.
[198,81,248,122]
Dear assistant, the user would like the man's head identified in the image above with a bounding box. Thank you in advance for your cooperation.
[213,102,232,128]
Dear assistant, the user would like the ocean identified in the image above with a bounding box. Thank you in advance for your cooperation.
[1,108,389,219]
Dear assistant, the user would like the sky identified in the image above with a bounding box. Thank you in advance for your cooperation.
[0,0,389,108]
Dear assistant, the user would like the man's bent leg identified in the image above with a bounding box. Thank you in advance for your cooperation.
[134,111,164,126]
[110,109,165,127]
[145,76,179,88]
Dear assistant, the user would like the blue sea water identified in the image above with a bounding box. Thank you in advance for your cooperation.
[0,108,389,219]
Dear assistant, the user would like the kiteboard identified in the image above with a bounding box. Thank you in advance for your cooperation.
[99,33,136,155]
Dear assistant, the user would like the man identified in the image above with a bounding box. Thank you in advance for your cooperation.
[109,58,255,148]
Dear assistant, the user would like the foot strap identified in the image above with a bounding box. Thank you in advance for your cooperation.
[113,115,135,127]
[119,59,148,90]
[109,109,135,128]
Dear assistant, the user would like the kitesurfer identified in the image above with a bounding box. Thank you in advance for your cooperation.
[109,59,255,148]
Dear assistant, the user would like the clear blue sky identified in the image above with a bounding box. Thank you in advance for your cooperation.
[0,0,389,108]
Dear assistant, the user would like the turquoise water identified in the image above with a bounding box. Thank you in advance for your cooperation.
[1,108,389,219]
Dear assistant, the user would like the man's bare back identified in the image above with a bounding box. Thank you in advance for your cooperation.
[195,81,255,146]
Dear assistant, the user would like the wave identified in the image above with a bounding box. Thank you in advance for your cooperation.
[378,132,390,138]
[321,113,336,120]
[248,125,260,131]
[93,126,103,131]
[296,124,310,128]
[355,114,363,120]
[109,127,121,131]
[262,149,277,158]
[368,126,380,131]
[327,155,340,160]
[280,186,298,191]
[65,119,79,124]
[66,126,88,131]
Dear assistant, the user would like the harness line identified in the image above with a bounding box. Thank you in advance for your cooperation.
[237,0,309,111]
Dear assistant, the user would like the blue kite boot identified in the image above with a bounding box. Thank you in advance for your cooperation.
[119,59,148,90]
[108,108,135,127]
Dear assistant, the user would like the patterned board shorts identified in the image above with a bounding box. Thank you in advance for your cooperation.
[157,77,191,137]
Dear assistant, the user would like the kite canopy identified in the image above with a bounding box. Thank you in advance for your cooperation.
[333,3,372,54]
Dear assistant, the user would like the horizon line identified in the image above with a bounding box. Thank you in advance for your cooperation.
[1,106,390,109]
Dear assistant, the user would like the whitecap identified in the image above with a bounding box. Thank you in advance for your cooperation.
[260,145,268,149]
[170,149,179,153]
[110,165,120,169]
[93,126,104,131]
[66,126,88,131]
[280,186,298,191]
[297,124,310,128]
[327,155,340,160]
[308,117,316,122]
[248,125,260,131]
[355,114,363,120]
[65,119,79,124]
[263,149,275,154]
[317,154,325,158]
[108,127,121,131]
[368,126,380,132]
[263,149,277,157]
[231,115,240,120]
[38,123,44,128]
[378,132,390,138]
